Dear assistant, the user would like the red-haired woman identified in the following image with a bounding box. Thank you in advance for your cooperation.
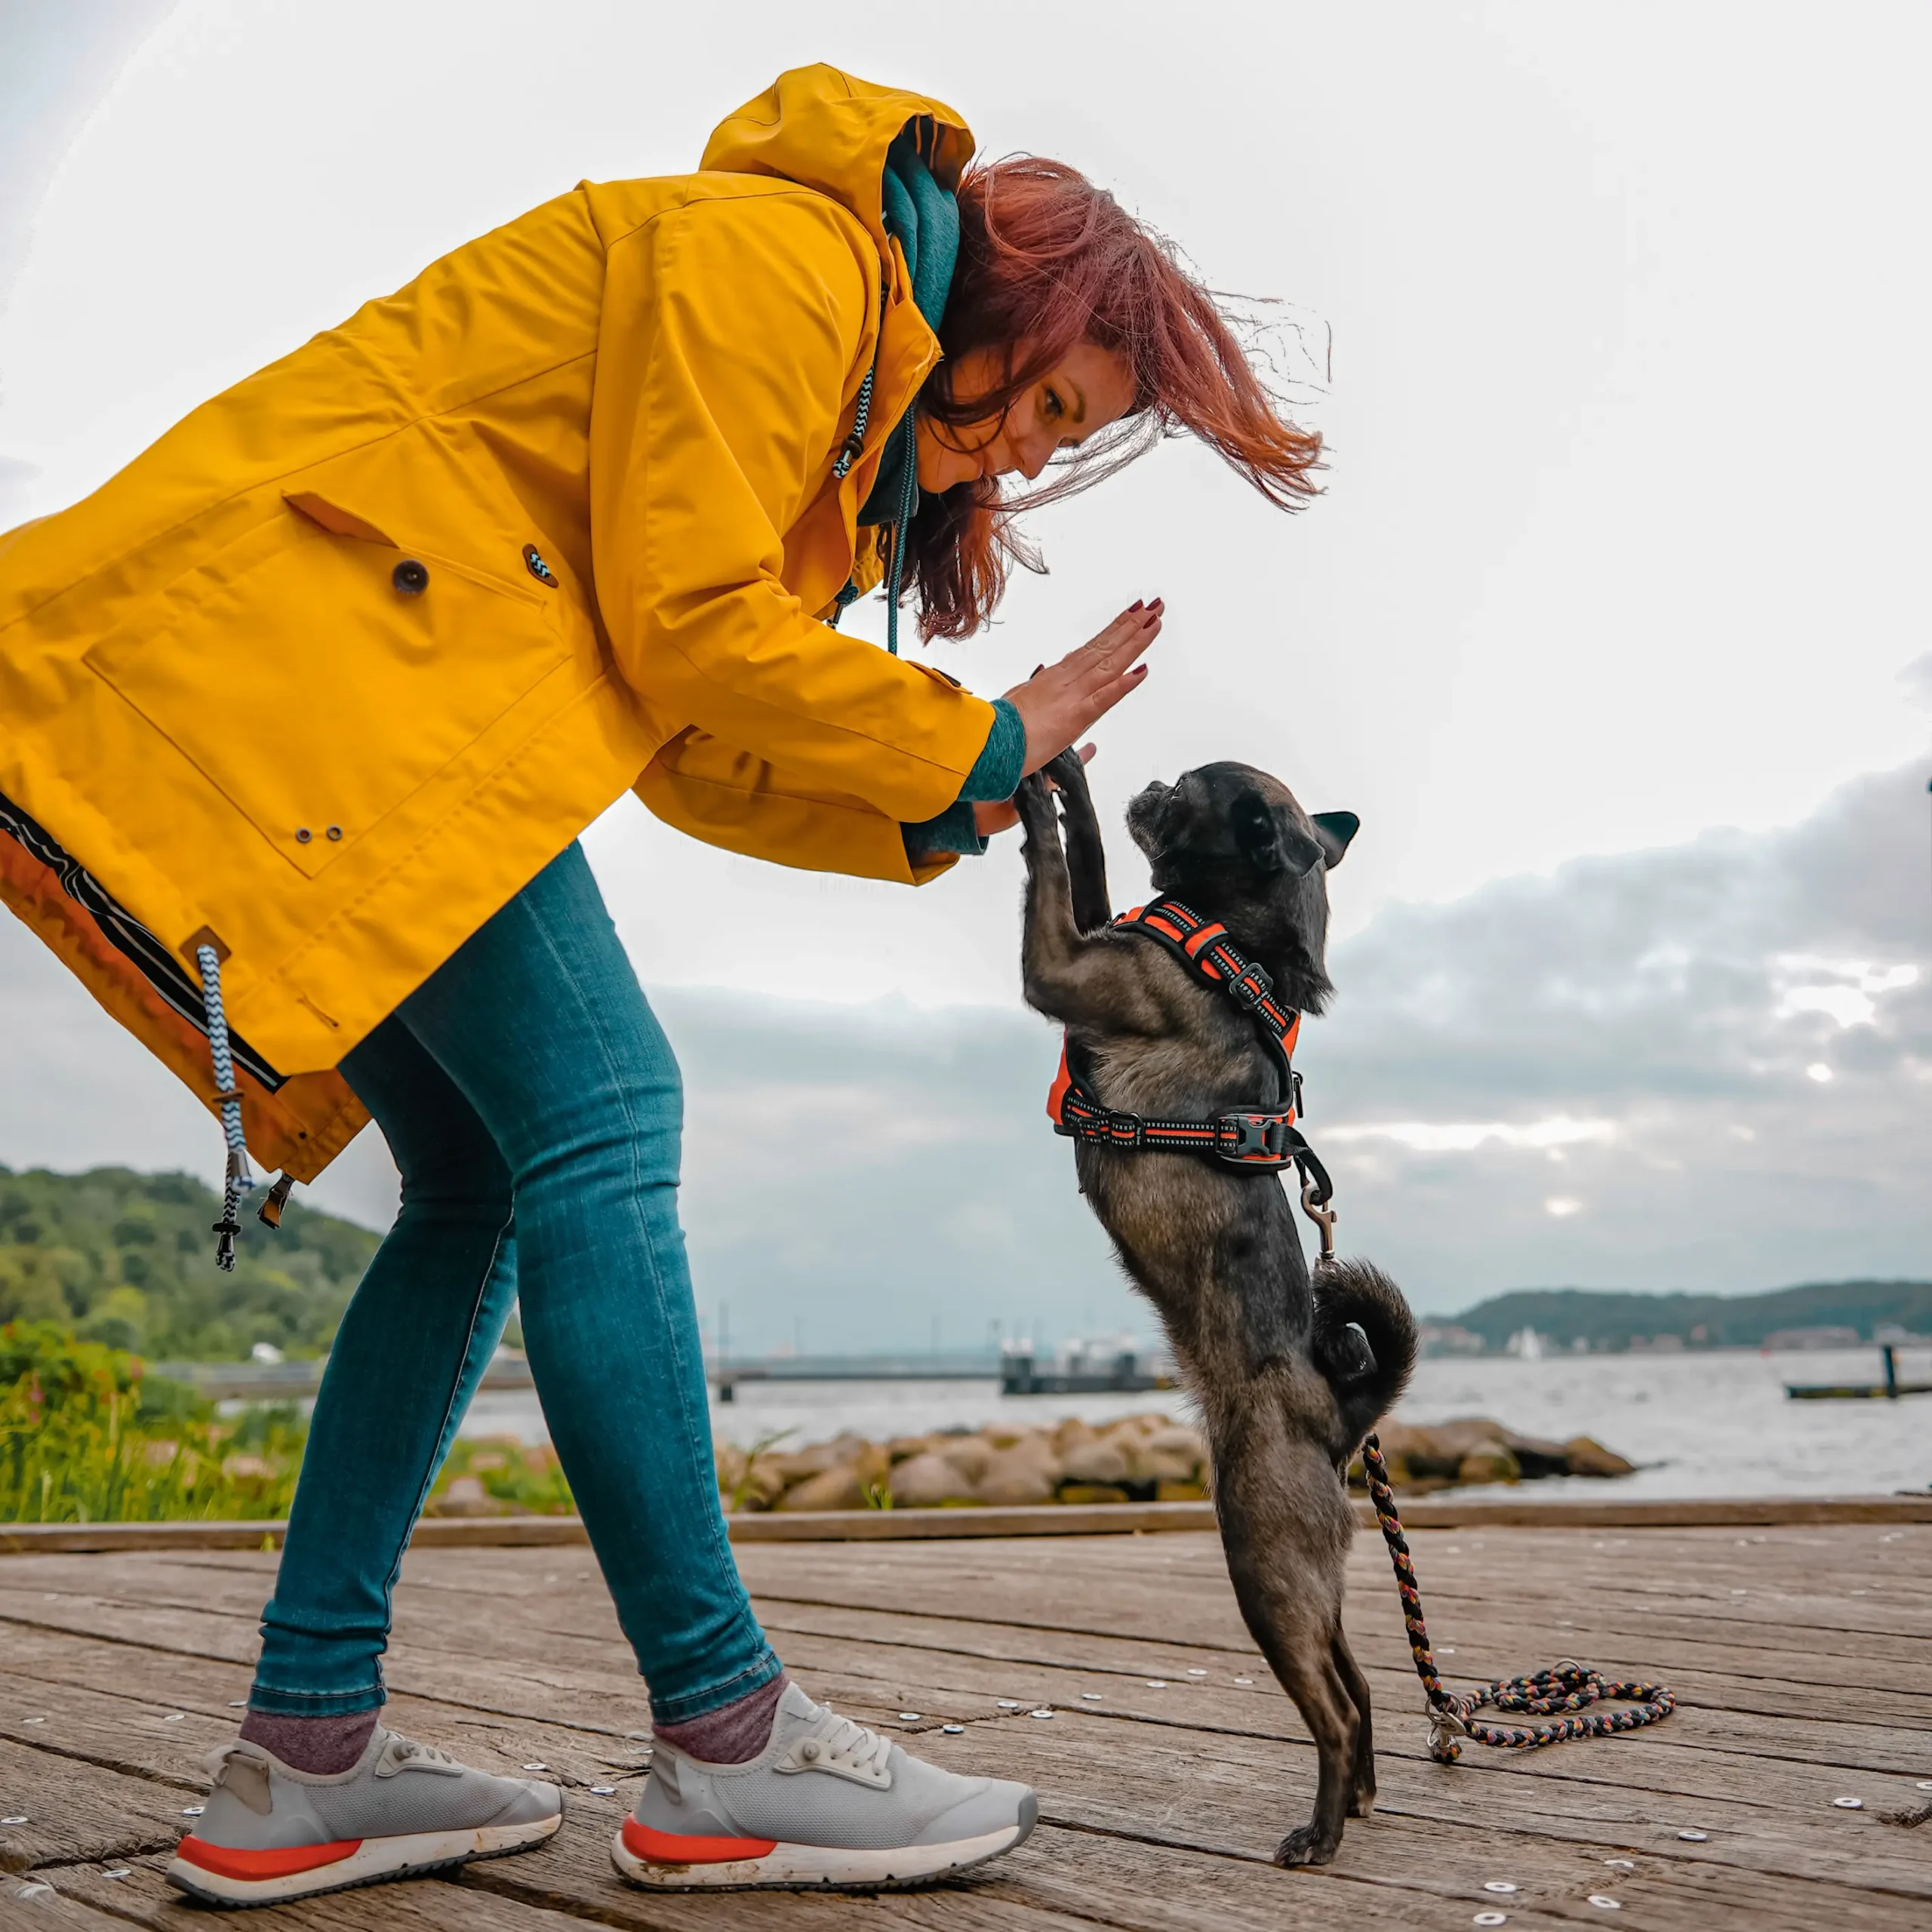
[0,66,1318,1901]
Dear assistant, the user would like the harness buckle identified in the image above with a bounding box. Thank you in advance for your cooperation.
[1217,1112,1290,1164]
[1226,960,1273,1011]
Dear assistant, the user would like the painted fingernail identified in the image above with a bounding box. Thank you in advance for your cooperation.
[1128,599,1144,611]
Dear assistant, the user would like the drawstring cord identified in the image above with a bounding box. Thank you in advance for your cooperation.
[195,942,254,1270]
[824,281,918,655]
[884,431,916,657]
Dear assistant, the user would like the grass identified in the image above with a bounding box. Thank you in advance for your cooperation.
[1,1321,579,1524]
[1,1321,303,1522]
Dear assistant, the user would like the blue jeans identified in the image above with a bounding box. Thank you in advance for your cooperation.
[251,842,780,1723]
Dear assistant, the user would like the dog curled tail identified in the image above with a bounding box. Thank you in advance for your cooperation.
[1310,1260,1418,1448]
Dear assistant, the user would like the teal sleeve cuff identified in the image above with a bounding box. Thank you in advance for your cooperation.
[958,699,1025,803]
[901,801,986,859]
[901,697,1024,862]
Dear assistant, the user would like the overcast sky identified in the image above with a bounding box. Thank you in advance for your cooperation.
[3,3,1928,1347]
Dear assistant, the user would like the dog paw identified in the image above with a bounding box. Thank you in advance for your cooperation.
[1273,1823,1340,1867]
[1043,746,1088,792]
[1348,1784,1377,1819]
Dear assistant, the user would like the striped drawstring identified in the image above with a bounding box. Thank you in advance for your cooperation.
[832,361,877,481]
[195,943,254,1270]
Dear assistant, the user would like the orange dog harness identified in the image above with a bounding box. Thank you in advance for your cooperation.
[1046,897,1331,1195]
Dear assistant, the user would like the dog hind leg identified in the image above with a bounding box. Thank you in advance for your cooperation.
[1214,1453,1360,1864]
[1332,1629,1376,1816]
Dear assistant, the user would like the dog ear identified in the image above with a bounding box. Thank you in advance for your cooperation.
[1311,811,1360,868]
[1232,789,1324,878]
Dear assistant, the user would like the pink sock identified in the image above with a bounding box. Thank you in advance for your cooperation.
[238,1708,379,1775]
[653,1672,789,1764]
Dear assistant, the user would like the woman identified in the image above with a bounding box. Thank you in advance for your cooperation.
[0,66,1318,1900]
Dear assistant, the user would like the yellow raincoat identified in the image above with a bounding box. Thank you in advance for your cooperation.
[0,66,989,1184]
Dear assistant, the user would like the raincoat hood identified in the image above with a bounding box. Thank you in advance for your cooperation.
[700,64,973,279]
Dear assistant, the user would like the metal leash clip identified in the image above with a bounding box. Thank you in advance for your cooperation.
[1426,1701,1468,1762]
[1300,1182,1337,1265]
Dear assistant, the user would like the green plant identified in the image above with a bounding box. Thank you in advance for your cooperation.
[728,1427,795,1512]
[0,1321,304,1523]
[430,1435,576,1515]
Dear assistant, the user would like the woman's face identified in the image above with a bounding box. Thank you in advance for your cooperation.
[915,340,1136,494]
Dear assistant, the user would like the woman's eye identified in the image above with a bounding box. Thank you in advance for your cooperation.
[1042,387,1063,421]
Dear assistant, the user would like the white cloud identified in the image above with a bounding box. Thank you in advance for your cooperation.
[1325,1117,1617,1154]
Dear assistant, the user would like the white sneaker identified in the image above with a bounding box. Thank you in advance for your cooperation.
[614,1683,1036,1890]
[167,1727,561,1906]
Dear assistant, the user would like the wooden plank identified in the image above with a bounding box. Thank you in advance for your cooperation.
[40,1858,602,1932]
[916,1704,1932,1898]
[991,1814,1932,1932]
[5,1490,1929,1557]
[0,1878,131,1931]
[4,1531,1926,1930]
[0,1740,191,1875]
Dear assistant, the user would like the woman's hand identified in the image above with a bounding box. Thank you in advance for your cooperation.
[1003,600,1161,777]
[973,742,1095,838]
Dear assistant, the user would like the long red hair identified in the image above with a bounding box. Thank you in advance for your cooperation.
[909,155,1323,641]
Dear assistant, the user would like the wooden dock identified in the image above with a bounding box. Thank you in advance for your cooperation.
[2,1518,1929,1928]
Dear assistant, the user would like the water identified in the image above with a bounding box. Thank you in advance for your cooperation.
[457,1346,1932,1498]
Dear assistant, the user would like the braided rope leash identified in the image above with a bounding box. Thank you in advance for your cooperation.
[1360,1434,1675,1763]
[195,942,255,1272]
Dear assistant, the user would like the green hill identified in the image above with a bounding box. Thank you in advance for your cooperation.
[0,1166,380,1361]
[1449,1281,1932,1352]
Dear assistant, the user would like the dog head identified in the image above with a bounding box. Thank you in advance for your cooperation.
[1124,761,1357,1013]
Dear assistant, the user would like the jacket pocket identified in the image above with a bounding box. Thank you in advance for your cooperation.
[85,491,571,877]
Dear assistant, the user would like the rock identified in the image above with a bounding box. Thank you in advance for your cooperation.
[1155,1480,1208,1503]
[935,1438,993,1484]
[1564,1435,1637,1478]
[732,1461,789,1510]
[1051,1417,1100,1457]
[981,1426,1033,1450]
[432,1474,500,1517]
[1499,1431,1573,1479]
[1456,1443,1521,1486]
[888,1452,980,1509]
[775,1464,867,1512]
[975,1444,1062,1506]
[1060,1438,1131,1485]
[1124,1426,1204,1484]
[767,1432,870,1483]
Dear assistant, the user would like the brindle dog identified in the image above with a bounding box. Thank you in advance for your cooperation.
[1014,749,1417,1866]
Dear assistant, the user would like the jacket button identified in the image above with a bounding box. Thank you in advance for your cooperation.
[295,828,312,844]
[392,558,429,595]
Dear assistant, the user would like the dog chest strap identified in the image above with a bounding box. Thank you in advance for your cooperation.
[1044,897,1324,1180]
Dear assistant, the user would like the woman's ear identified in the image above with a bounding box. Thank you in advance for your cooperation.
[1232,789,1323,878]
[1311,811,1360,867]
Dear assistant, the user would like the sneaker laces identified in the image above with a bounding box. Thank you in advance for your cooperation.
[380,1732,460,1770]
[795,1707,894,1782]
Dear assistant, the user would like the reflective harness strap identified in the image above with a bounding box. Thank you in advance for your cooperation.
[1046,897,1332,1196]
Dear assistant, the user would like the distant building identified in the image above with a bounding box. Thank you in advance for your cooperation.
[1417,1323,1487,1357]
[1762,1326,1862,1351]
